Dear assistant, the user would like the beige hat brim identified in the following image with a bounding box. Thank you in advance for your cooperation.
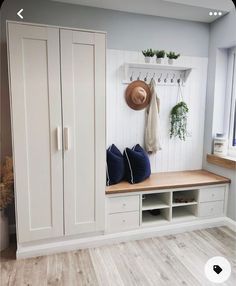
[125,80,151,110]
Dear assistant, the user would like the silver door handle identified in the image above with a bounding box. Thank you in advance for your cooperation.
[64,127,70,151]
[56,126,62,151]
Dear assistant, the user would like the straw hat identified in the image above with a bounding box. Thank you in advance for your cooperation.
[125,80,151,110]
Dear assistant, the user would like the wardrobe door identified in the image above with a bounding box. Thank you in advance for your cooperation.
[60,29,106,235]
[7,23,64,243]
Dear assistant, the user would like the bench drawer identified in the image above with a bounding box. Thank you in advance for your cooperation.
[199,187,225,203]
[199,201,224,217]
[108,195,139,214]
[107,212,140,233]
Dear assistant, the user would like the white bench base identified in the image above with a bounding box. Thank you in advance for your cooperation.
[16,216,235,259]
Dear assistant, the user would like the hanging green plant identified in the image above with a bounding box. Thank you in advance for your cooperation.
[170,101,189,140]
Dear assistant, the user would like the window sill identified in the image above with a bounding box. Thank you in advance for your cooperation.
[207,154,236,170]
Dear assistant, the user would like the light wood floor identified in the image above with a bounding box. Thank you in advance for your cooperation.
[0,227,235,286]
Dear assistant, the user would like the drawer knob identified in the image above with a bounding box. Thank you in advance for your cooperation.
[211,208,214,212]
[122,219,126,223]
[123,203,126,207]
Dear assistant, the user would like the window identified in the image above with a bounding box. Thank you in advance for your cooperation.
[228,47,236,156]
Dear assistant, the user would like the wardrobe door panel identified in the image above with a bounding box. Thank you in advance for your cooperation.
[61,29,106,235]
[7,23,64,242]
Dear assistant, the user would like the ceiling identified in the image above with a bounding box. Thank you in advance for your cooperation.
[52,0,234,23]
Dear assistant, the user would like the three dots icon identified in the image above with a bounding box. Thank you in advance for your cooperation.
[209,11,222,16]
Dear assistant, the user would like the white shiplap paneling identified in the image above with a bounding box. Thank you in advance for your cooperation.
[107,50,208,172]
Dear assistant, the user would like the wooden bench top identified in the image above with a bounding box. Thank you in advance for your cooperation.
[106,170,230,195]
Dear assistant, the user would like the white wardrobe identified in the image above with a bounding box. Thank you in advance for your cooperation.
[7,22,106,244]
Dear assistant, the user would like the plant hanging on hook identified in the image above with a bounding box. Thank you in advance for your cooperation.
[170,83,189,140]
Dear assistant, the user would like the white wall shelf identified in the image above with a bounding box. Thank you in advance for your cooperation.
[123,62,192,85]
[125,62,192,71]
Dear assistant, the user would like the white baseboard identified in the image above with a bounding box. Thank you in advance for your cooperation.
[223,217,236,231]
[16,217,227,259]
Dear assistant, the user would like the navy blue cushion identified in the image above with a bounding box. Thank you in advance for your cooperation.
[124,144,151,184]
[106,144,125,186]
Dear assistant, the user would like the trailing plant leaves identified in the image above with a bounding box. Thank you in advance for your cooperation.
[170,101,189,140]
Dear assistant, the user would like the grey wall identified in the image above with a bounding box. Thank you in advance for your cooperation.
[1,0,210,54]
[203,9,236,221]
[0,0,210,162]
[0,0,210,225]
[0,0,209,163]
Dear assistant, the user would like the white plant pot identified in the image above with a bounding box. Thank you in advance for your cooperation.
[0,210,9,251]
[168,58,174,65]
[156,58,163,64]
[144,57,152,63]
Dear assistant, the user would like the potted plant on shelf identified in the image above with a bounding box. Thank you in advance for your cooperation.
[166,51,180,65]
[142,49,155,63]
[0,157,14,251]
[155,50,165,64]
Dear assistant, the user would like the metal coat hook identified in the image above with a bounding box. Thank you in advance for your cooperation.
[130,72,134,82]
[171,74,175,83]
[126,70,185,85]
[164,73,169,83]
[177,74,181,84]
[178,73,184,85]
[137,72,141,81]
[150,73,155,83]
[144,72,149,82]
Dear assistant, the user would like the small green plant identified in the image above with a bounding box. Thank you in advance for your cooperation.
[142,49,155,57]
[155,50,165,58]
[170,101,189,140]
[166,51,180,59]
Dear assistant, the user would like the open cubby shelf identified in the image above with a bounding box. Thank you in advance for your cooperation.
[172,205,197,222]
[142,209,170,226]
[172,189,198,205]
[141,190,198,226]
[142,193,170,211]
